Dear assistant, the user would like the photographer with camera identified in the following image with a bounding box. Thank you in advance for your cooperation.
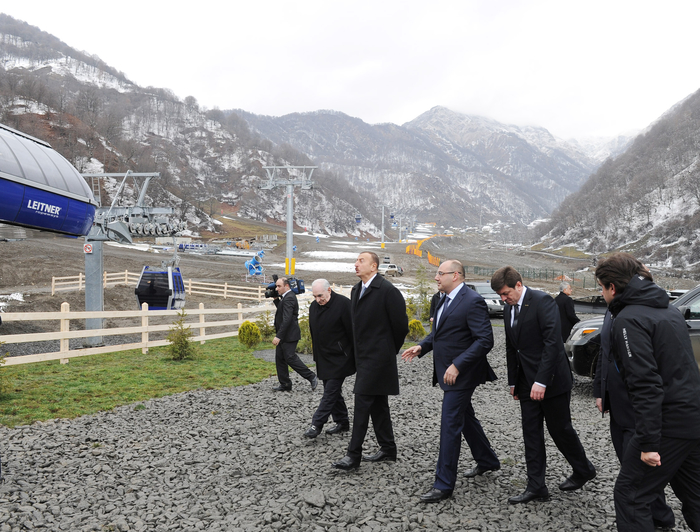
[271,277,318,392]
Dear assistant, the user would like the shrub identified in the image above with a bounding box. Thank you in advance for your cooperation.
[166,310,198,361]
[296,314,313,355]
[408,319,427,342]
[255,310,276,341]
[238,320,262,348]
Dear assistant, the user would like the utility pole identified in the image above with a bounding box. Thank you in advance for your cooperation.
[381,205,385,249]
[260,166,316,275]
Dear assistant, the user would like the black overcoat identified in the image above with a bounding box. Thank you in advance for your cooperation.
[351,275,408,395]
[554,291,580,342]
[308,291,356,380]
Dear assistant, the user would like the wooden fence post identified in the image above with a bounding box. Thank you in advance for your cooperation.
[142,302,149,354]
[78,272,84,292]
[224,282,228,299]
[51,277,56,296]
[187,279,192,295]
[237,303,243,324]
[199,302,206,344]
[60,302,70,364]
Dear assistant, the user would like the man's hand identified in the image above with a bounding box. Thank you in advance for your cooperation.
[272,337,280,346]
[595,397,609,413]
[641,452,661,467]
[401,345,421,361]
[443,364,459,386]
[530,383,546,401]
[510,386,519,401]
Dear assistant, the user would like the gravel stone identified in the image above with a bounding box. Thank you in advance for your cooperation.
[0,327,693,530]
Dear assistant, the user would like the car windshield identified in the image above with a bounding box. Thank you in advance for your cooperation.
[473,285,498,297]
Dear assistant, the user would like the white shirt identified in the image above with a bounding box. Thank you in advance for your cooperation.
[436,283,463,327]
[361,274,377,294]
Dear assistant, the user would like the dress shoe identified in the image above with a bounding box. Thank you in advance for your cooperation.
[304,425,321,438]
[272,385,292,392]
[332,455,360,470]
[653,518,676,531]
[508,490,549,504]
[326,423,350,435]
[363,449,397,462]
[310,375,318,391]
[464,463,501,478]
[559,470,596,491]
[419,488,452,503]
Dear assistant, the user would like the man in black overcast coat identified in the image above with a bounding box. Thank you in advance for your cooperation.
[554,281,579,343]
[332,251,408,470]
[304,278,356,438]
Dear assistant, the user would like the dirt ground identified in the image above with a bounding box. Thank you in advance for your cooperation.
[1,224,697,322]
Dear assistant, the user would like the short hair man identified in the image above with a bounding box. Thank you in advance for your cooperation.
[304,279,356,438]
[271,277,318,392]
[595,253,700,531]
[554,282,580,343]
[332,251,408,470]
[403,260,499,502]
[491,266,596,504]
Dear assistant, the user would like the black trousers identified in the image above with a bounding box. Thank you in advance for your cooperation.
[312,378,349,427]
[434,386,499,491]
[610,412,674,527]
[275,341,315,389]
[347,394,396,461]
[615,436,700,532]
[519,392,594,492]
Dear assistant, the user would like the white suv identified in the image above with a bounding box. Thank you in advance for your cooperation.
[378,264,402,277]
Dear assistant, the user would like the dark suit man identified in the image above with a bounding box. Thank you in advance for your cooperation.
[554,282,580,342]
[593,310,675,529]
[332,251,408,470]
[272,277,317,392]
[304,279,356,438]
[491,266,595,504]
[403,260,499,502]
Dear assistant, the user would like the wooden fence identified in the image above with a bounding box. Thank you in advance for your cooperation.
[51,270,267,300]
[0,301,276,367]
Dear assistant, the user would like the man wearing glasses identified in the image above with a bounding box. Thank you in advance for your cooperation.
[403,260,499,502]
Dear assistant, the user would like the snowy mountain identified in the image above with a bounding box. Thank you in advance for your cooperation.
[236,106,608,226]
[541,86,700,275]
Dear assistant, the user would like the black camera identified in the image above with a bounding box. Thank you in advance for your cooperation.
[264,274,306,297]
[264,275,279,298]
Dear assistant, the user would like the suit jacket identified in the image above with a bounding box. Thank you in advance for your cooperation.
[273,291,301,343]
[309,291,356,380]
[504,287,572,400]
[351,274,408,396]
[419,283,497,391]
[592,311,635,428]
[555,291,580,342]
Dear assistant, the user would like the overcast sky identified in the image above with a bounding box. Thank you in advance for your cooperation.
[3,0,700,139]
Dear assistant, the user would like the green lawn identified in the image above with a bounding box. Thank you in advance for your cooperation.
[0,338,275,428]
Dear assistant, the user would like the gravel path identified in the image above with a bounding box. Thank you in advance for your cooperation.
[0,328,691,531]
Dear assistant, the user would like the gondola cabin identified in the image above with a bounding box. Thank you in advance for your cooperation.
[134,266,186,310]
[355,213,361,224]
[0,123,97,236]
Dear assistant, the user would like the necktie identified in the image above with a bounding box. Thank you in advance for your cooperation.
[437,297,451,329]
[513,303,520,328]
[359,285,367,299]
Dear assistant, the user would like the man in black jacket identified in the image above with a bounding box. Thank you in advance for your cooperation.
[593,309,675,529]
[304,279,356,438]
[332,251,408,470]
[491,266,595,504]
[554,282,579,343]
[272,277,317,392]
[596,253,700,532]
